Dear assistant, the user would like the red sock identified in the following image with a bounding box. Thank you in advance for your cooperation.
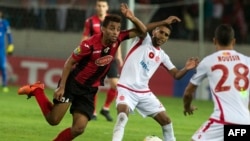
[33,88,53,117]
[104,88,117,109]
[53,127,74,141]
[93,94,97,115]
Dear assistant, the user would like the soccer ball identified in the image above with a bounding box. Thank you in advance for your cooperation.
[144,135,163,141]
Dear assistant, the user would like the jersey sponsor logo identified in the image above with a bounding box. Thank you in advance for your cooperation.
[222,51,231,56]
[140,60,149,72]
[95,55,113,66]
[73,46,81,55]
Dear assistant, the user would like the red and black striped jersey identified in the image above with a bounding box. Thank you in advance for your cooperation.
[71,30,129,87]
[82,15,102,37]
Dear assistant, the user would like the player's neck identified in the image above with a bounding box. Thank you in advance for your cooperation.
[217,46,234,51]
[101,37,112,46]
[98,14,107,21]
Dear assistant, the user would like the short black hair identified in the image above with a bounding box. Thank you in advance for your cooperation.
[214,24,234,46]
[164,24,172,31]
[156,24,172,31]
[102,14,122,27]
[97,0,108,2]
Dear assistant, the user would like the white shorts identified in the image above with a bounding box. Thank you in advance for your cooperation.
[116,86,165,118]
[192,119,224,141]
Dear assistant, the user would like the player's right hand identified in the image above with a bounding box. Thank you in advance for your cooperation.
[54,86,65,101]
[120,3,134,19]
[183,105,197,116]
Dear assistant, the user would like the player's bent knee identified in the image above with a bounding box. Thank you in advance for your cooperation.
[47,119,60,126]
[46,116,62,126]
[154,112,171,125]
[72,127,85,136]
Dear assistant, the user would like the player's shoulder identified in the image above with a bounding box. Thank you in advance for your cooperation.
[235,51,250,62]
[86,15,99,21]
[85,15,95,22]
[234,50,249,58]
[139,32,152,44]
[82,34,102,45]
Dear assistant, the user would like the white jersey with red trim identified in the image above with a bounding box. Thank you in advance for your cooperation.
[191,50,250,124]
[118,33,175,91]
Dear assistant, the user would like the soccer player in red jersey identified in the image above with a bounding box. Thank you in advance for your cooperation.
[17,3,147,141]
[81,0,123,121]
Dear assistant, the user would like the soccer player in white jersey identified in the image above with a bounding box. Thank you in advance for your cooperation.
[183,24,250,141]
[112,16,199,141]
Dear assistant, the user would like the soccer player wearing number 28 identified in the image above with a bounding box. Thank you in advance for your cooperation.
[183,24,250,141]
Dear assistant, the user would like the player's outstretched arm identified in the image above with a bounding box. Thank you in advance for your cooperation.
[169,57,199,80]
[120,3,147,38]
[145,16,181,32]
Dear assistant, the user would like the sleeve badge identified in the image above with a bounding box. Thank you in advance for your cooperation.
[73,46,81,55]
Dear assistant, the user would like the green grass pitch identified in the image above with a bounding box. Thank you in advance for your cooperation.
[0,86,213,141]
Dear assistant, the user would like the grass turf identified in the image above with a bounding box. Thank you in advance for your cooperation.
[0,86,213,141]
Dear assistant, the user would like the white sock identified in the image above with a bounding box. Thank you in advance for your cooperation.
[162,123,176,141]
[112,112,128,141]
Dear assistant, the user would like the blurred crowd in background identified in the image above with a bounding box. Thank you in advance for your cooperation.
[0,0,249,44]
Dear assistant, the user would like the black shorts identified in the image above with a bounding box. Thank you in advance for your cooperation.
[53,76,98,120]
[107,59,119,78]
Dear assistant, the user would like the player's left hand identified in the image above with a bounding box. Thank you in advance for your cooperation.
[185,57,199,70]
[184,105,197,116]
[7,44,14,55]
[165,16,181,24]
[120,3,134,19]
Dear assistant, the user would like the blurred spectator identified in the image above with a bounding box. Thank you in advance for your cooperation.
[37,0,47,29]
[182,6,195,40]
[243,0,250,43]
[204,0,213,41]
[208,0,224,41]
[232,0,248,44]
[56,0,68,31]
[186,3,199,41]
[66,0,87,32]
